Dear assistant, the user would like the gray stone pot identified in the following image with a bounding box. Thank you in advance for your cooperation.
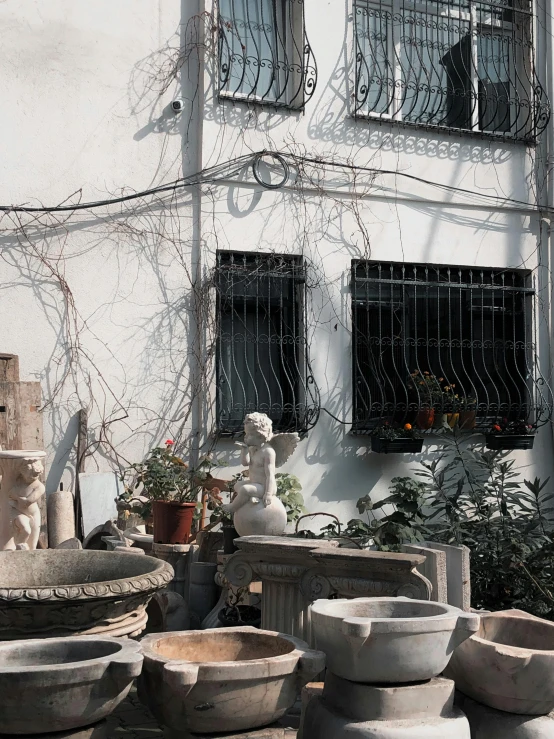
[138,626,326,734]
[446,610,554,715]
[0,550,174,639]
[0,636,142,735]
[310,596,479,683]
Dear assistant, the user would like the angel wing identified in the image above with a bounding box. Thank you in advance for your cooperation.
[268,433,300,467]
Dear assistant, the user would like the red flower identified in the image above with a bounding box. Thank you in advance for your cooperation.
[493,424,502,432]
[165,439,174,446]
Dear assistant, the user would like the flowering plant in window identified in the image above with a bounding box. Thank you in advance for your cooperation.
[371,422,420,441]
[490,419,534,436]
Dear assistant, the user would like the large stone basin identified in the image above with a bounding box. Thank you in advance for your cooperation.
[0,635,142,734]
[310,596,479,683]
[138,626,326,734]
[447,610,554,715]
[0,550,174,639]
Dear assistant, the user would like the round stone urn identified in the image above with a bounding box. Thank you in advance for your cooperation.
[446,611,554,715]
[0,635,142,735]
[138,626,326,734]
[310,596,479,683]
[0,550,174,639]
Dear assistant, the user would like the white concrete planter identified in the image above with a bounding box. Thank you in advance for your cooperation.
[0,636,142,735]
[138,626,326,734]
[446,611,554,715]
[310,596,479,683]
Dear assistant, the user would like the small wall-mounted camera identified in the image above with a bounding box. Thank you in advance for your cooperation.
[171,99,185,114]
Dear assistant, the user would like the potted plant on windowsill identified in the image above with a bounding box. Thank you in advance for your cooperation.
[121,440,206,545]
[371,423,423,454]
[486,419,535,450]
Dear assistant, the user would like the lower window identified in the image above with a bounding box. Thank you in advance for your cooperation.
[215,251,318,434]
[352,260,548,432]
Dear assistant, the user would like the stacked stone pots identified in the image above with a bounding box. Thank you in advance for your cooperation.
[0,635,142,738]
[446,609,554,737]
[301,597,480,738]
[138,626,326,736]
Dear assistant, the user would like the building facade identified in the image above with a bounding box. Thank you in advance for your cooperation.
[1,0,554,524]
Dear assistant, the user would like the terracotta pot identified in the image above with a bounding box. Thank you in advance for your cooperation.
[152,501,196,544]
[447,413,460,429]
[459,411,476,430]
[416,409,435,430]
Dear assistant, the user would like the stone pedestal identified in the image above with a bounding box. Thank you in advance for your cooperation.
[151,542,195,600]
[0,721,107,738]
[301,676,470,738]
[457,694,554,738]
[47,488,76,549]
[224,536,431,645]
[189,562,218,627]
[0,450,46,551]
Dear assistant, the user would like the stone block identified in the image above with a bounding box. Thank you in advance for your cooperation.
[301,677,471,738]
[424,541,471,610]
[164,727,289,738]
[47,488,76,549]
[401,544,447,603]
[457,693,554,738]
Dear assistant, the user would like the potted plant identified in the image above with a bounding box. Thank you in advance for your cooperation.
[458,397,477,430]
[121,440,205,545]
[218,587,261,628]
[408,370,443,429]
[371,422,423,454]
[486,419,535,450]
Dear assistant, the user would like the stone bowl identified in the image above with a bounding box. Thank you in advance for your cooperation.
[446,611,554,715]
[0,635,142,734]
[138,626,326,734]
[310,596,479,683]
[0,549,174,639]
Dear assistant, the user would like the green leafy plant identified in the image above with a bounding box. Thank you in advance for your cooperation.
[119,441,221,519]
[276,472,307,523]
[490,418,534,435]
[364,432,554,618]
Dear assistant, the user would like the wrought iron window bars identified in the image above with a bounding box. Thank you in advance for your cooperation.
[217,0,317,108]
[353,0,550,142]
[215,251,319,435]
[352,261,552,433]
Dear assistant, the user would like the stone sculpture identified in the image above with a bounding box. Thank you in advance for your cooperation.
[0,450,46,551]
[223,413,299,537]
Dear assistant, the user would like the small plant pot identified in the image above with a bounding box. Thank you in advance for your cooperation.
[447,413,459,429]
[459,411,477,430]
[371,437,423,454]
[485,434,535,451]
[223,525,240,554]
[152,501,196,544]
[416,409,435,430]
[218,605,262,628]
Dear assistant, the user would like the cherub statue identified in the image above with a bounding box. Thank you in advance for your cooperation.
[223,413,299,537]
[7,456,45,551]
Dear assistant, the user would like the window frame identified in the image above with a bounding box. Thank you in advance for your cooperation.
[214,250,318,436]
[352,0,547,141]
[350,259,550,434]
[217,0,317,110]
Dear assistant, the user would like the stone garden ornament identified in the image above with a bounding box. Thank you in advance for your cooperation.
[224,413,299,537]
[0,450,46,551]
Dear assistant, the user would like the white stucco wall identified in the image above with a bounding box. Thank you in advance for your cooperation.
[0,0,552,529]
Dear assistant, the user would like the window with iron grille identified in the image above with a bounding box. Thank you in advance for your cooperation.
[215,251,319,435]
[353,0,550,142]
[217,0,317,108]
[352,261,551,432]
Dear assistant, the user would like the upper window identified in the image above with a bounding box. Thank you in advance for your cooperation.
[215,251,319,435]
[351,261,551,432]
[217,0,317,108]
[353,0,550,142]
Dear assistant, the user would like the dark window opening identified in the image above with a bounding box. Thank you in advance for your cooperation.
[351,261,550,432]
[215,251,318,435]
